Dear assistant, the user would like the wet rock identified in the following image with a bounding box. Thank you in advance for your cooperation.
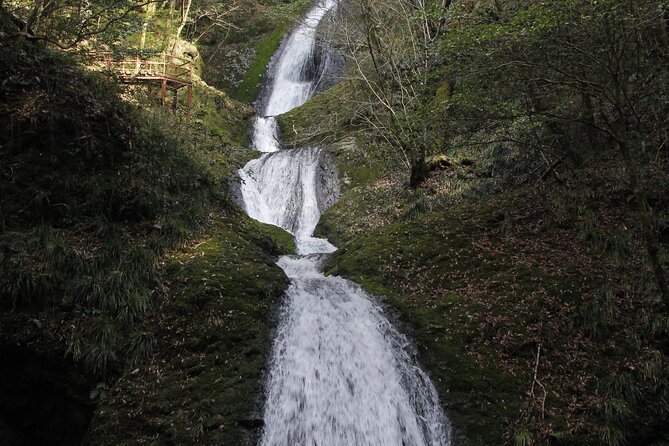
[238,417,264,429]
[205,414,226,430]
[316,148,341,212]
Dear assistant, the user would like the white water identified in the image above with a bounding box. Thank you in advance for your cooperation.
[238,1,451,444]
[252,0,337,153]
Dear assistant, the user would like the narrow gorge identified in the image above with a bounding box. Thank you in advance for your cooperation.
[238,1,451,444]
[3,0,668,444]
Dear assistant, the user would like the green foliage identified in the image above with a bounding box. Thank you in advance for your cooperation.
[439,0,669,165]
[4,0,149,48]
[514,427,533,446]
[0,44,239,375]
[574,284,619,341]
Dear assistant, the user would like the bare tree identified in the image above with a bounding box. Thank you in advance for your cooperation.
[331,0,444,186]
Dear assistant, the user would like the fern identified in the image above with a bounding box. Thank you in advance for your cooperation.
[125,329,156,368]
[600,424,626,446]
[514,427,533,446]
[402,189,429,220]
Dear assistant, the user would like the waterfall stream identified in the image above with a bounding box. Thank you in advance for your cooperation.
[238,2,451,444]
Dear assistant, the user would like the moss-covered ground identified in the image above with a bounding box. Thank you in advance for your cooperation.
[87,212,293,445]
[320,160,669,444]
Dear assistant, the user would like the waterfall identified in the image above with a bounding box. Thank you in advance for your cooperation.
[252,0,338,153]
[238,1,451,444]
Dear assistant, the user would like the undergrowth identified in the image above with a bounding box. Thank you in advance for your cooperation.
[87,213,292,445]
[321,156,669,445]
[0,42,244,376]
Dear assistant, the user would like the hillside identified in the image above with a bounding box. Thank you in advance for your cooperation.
[278,0,669,444]
[0,1,305,444]
[1,0,668,445]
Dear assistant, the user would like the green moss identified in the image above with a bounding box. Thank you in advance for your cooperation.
[88,213,290,445]
[190,82,253,150]
[250,220,297,255]
[235,28,288,103]
[321,184,631,445]
[328,136,389,190]
[277,81,359,148]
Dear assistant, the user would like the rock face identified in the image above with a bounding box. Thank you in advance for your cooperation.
[170,38,205,77]
[312,7,346,94]
[315,147,340,212]
[232,147,339,223]
[0,344,95,446]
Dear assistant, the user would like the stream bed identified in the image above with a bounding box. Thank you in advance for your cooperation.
[238,2,451,444]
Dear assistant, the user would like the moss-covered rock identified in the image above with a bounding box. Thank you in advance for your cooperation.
[277,81,358,148]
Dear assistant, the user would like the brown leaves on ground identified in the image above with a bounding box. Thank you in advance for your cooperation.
[327,158,669,444]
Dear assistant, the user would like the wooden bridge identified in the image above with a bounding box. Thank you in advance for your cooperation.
[96,51,194,123]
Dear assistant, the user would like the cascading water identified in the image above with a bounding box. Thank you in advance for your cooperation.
[252,0,336,153]
[238,1,451,445]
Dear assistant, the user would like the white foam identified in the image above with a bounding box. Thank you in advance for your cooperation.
[237,1,451,444]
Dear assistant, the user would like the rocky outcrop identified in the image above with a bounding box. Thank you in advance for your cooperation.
[315,147,340,213]
[0,343,95,446]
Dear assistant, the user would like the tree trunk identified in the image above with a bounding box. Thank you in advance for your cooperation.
[619,140,669,309]
[580,91,603,152]
[409,151,428,189]
[139,3,157,51]
[175,0,192,41]
[662,8,669,47]
[135,3,157,73]
[25,0,44,34]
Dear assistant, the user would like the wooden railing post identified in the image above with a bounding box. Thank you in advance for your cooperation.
[186,85,193,125]
[95,51,194,120]
[161,78,167,105]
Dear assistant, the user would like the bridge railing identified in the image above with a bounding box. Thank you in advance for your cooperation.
[95,51,193,86]
[91,51,194,123]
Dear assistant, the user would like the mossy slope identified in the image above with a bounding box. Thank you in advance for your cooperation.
[322,171,669,444]
[87,213,292,445]
[0,22,295,445]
